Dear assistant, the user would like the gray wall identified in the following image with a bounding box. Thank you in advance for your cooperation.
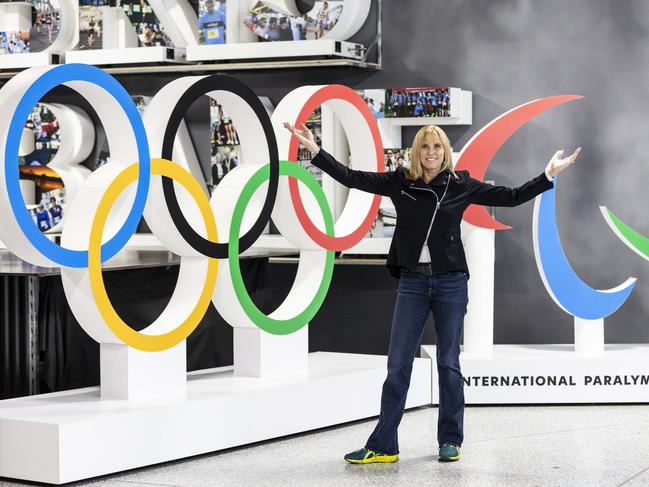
[374,0,649,344]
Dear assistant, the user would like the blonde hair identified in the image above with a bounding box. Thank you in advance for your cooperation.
[406,125,457,181]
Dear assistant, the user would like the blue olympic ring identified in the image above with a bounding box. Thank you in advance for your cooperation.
[5,64,150,268]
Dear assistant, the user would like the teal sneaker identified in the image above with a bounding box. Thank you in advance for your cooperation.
[438,443,461,462]
[344,447,399,464]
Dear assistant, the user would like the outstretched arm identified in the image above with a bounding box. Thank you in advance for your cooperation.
[470,147,581,207]
[283,122,393,196]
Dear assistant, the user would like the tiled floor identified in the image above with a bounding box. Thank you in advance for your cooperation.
[2,405,649,486]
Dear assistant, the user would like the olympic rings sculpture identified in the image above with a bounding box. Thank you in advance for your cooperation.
[0,64,384,352]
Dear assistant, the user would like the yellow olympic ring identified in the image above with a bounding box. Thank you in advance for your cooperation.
[88,158,219,352]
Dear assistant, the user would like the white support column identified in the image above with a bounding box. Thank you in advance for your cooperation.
[148,0,199,47]
[233,0,257,44]
[0,2,32,31]
[233,326,308,377]
[376,119,401,148]
[574,317,604,354]
[100,342,187,400]
[461,221,495,354]
[100,7,140,50]
[19,180,35,206]
[321,105,350,221]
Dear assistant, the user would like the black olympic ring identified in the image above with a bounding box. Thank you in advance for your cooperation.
[161,74,280,259]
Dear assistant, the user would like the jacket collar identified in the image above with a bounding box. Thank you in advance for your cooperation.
[410,170,451,189]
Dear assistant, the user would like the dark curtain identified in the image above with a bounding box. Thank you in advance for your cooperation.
[0,276,34,399]
[37,258,271,394]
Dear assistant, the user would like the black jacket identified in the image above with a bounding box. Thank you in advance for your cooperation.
[311,149,554,279]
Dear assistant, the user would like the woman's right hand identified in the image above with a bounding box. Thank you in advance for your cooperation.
[283,122,319,153]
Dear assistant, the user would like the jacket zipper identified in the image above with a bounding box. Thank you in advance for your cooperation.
[409,176,451,255]
[400,190,416,201]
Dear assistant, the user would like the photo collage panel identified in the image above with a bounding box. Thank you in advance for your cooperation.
[79,1,104,50]
[358,89,386,119]
[198,0,227,45]
[210,97,240,189]
[385,87,451,118]
[79,0,172,50]
[384,147,411,171]
[243,0,344,41]
[0,0,62,54]
[18,104,65,232]
[114,0,173,47]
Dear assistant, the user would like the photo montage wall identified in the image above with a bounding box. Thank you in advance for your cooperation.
[0,0,373,61]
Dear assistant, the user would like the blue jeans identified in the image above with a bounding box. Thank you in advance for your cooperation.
[365,271,468,455]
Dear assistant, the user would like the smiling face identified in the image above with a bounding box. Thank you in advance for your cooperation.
[407,125,453,182]
[419,132,445,176]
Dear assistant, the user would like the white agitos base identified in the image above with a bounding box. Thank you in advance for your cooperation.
[0,352,431,485]
[422,344,649,404]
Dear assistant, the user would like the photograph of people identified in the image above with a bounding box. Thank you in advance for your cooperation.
[386,87,451,118]
[25,0,62,52]
[23,106,60,167]
[288,14,307,40]
[264,16,282,41]
[284,121,580,464]
[119,0,172,47]
[78,7,102,50]
[198,0,227,45]
[209,98,241,190]
[48,196,63,226]
[361,89,386,119]
[314,1,329,38]
[384,148,411,171]
[33,204,51,232]
[0,31,29,54]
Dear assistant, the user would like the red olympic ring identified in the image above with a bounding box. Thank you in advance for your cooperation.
[287,85,384,251]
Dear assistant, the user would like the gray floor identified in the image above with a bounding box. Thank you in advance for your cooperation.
[2,405,649,487]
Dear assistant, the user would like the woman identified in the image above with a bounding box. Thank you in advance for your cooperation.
[284,122,580,463]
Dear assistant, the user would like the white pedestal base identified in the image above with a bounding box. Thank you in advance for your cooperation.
[0,352,431,485]
[421,344,649,405]
[233,326,307,377]
[100,342,186,400]
[574,317,604,354]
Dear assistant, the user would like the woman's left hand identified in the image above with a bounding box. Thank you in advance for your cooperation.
[545,147,581,178]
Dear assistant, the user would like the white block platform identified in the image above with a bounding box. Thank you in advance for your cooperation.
[0,352,431,485]
[421,344,649,405]
[64,46,186,66]
[187,39,364,62]
[0,52,59,70]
